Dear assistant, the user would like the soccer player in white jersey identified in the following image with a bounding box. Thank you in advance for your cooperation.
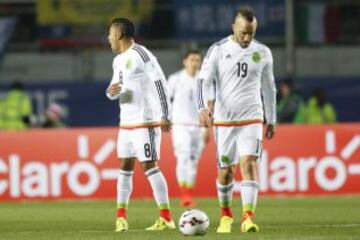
[106,18,175,232]
[168,50,214,207]
[197,8,277,234]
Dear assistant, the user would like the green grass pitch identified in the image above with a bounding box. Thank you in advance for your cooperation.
[1,196,360,240]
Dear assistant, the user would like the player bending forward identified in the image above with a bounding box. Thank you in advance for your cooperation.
[106,18,175,232]
[197,8,277,234]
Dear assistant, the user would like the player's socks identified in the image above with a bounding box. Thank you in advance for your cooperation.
[117,207,127,219]
[176,158,187,190]
[240,180,258,215]
[159,208,172,221]
[217,181,234,218]
[187,158,197,189]
[116,169,133,219]
[180,186,195,207]
[146,167,172,221]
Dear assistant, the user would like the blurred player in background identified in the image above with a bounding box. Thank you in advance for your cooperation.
[168,50,214,207]
[197,8,277,234]
[106,18,175,232]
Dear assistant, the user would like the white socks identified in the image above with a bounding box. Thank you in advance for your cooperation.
[240,180,258,213]
[117,169,134,208]
[217,180,234,208]
[145,167,170,208]
[176,155,198,187]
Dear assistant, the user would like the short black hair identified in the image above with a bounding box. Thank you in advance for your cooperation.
[111,18,135,38]
[234,7,256,22]
[281,78,293,88]
[183,50,201,60]
[10,81,24,90]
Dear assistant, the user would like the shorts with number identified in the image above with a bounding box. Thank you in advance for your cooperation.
[117,127,161,161]
[172,125,204,163]
[215,123,263,168]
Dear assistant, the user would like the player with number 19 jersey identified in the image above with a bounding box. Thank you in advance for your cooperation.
[197,37,276,127]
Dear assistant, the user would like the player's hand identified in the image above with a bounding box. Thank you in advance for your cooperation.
[199,108,213,128]
[107,83,121,96]
[160,118,172,132]
[265,124,276,139]
[203,127,211,144]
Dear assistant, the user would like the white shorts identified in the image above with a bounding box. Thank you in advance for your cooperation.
[117,127,161,161]
[215,123,263,168]
[172,125,204,163]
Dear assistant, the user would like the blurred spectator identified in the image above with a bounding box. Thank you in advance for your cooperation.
[0,97,4,129]
[277,79,305,123]
[304,88,337,124]
[1,81,33,130]
[41,102,66,128]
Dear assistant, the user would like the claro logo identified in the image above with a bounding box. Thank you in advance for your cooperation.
[0,135,118,198]
[235,131,360,193]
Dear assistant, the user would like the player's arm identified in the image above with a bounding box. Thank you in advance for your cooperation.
[144,55,171,132]
[261,48,277,139]
[207,79,216,114]
[106,60,122,100]
[203,80,216,143]
[197,45,219,127]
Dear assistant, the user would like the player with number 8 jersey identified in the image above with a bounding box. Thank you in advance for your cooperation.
[106,18,175,232]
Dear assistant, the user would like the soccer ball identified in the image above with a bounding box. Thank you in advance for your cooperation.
[178,209,210,236]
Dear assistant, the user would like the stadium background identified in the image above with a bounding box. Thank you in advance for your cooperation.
[0,0,359,239]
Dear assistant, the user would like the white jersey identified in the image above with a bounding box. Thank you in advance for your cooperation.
[106,43,170,128]
[168,69,215,126]
[197,36,276,126]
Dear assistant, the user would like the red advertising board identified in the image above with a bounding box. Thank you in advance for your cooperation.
[0,124,359,201]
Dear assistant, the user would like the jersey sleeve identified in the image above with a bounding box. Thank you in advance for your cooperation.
[135,48,170,120]
[261,48,277,124]
[197,44,219,110]
[206,79,216,102]
[106,58,121,100]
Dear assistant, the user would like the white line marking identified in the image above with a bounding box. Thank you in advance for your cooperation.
[78,135,89,159]
[101,169,119,180]
[341,135,360,160]
[94,140,116,165]
[8,223,360,234]
[348,164,360,175]
[325,131,336,154]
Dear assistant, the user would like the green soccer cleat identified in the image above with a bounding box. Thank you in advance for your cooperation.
[115,217,129,232]
[241,214,259,233]
[216,216,233,233]
[145,217,176,231]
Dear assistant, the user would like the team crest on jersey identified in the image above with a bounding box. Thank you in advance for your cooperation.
[221,155,230,164]
[252,52,261,63]
[125,59,132,70]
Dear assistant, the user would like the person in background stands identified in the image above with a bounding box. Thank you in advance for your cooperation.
[277,79,305,124]
[304,88,337,124]
[41,102,66,128]
[1,81,33,130]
